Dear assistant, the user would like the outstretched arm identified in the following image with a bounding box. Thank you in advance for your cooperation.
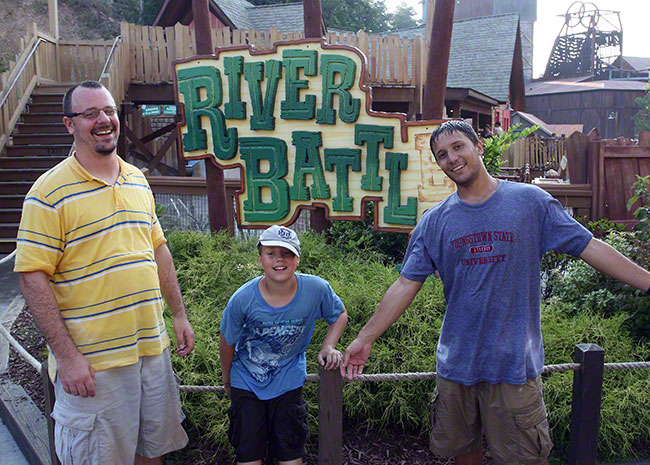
[341,276,423,380]
[579,238,650,292]
[318,306,348,370]
[20,271,95,397]
[155,243,195,357]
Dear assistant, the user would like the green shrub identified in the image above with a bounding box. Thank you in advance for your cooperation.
[547,230,650,341]
[628,174,650,236]
[326,203,409,264]
[163,230,650,462]
[542,304,650,462]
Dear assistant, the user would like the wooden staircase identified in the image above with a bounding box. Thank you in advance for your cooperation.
[0,84,72,254]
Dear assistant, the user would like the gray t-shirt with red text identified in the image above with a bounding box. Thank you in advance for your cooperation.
[401,180,592,385]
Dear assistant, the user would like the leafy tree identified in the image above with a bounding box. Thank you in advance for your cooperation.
[389,5,420,31]
[247,0,391,33]
[627,174,650,236]
[481,123,538,176]
[634,82,650,135]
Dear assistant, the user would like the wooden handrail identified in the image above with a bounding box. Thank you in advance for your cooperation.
[0,35,53,109]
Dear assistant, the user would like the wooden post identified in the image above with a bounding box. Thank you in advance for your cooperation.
[191,0,230,233]
[318,366,342,465]
[48,0,59,39]
[421,0,455,120]
[303,0,332,233]
[568,343,605,465]
[40,360,61,465]
[48,0,61,81]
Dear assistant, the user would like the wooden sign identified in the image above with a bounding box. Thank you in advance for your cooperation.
[173,39,453,232]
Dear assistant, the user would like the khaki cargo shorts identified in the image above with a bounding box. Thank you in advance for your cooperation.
[429,375,553,464]
[51,348,188,465]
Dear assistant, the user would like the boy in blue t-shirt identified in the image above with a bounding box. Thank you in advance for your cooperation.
[220,225,348,465]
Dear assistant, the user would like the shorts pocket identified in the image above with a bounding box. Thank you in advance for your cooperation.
[51,409,98,465]
[513,401,553,460]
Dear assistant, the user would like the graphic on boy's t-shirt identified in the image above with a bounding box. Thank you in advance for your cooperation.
[241,320,307,382]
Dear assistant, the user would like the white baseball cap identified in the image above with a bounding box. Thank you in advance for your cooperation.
[257,225,301,257]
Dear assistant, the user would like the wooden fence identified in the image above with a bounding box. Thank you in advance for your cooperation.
[505,136,567,169]
[590,138,650,228]
[119,22,423,90]
[0,24,125,153]
[0,24,58,153]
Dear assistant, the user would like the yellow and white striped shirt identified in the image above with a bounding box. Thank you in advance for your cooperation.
[15,154,170,376]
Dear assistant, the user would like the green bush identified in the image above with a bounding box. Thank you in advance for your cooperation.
[164,230,650,462]
[628,174,650,236]
[326,203,409,264]
[547,230,650,341]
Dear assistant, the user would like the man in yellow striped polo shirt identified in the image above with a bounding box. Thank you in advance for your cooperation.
[15,80,195,465]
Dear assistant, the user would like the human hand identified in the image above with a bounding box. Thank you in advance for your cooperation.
[173,314,195,356]
[57,352,95,397]
[340,338,372,380]
[223,380,231,398]
[317,346,343,370]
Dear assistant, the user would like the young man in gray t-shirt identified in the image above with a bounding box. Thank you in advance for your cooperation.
[341,120,650,465]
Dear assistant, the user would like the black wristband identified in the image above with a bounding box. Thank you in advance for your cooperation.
[647,286,650,296]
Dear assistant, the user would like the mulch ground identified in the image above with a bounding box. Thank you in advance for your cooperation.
[2,307,496,464]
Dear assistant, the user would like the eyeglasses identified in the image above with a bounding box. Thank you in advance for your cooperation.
[65,106,118,119]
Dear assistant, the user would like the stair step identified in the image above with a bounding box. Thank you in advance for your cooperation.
[0,195,27,209]
[26,102,63,113]
[0,209,23,223]
[0,169,49,182]
[12,133,73,145]
[0,223,20,238]
[0,238,17,254]
[22,113,65,124]
[0,182,34,194]
[32,84,72,95]
[4,145,71,157]
[31,93,64,104]
[14,122,67,134]
[0,156,66,169]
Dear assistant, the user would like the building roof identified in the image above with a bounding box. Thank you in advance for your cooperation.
[513,111,554,136]
[396,14,522,103]
[512,111,583,137]
[153,0,304,31]
[246,2,304,33]
[214,0,255,30]
[526,78,648,96]
[618,56,650,72]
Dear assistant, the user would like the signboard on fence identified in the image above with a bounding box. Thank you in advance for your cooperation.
[173,39,453,231]
[142,105,162,117]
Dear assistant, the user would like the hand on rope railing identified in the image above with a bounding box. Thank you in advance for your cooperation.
[1,322,649,394]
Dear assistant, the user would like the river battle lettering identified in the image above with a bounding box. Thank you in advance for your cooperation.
[174,40,453,230]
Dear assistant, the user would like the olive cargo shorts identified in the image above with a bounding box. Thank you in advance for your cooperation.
[430,375,553,464]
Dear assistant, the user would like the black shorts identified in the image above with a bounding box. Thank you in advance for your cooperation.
[228,386,309,462]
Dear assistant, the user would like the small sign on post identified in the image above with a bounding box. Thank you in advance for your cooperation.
[141,105,161,117]
[163,105,177,116]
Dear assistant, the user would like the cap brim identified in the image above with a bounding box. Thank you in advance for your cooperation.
[258,240,300,257]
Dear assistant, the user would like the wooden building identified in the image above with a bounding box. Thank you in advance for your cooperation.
[525,77,647,139]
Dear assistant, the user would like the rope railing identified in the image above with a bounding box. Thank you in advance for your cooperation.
[1,324,649,392]
[2,323,650,465]
[0,322,42,372]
